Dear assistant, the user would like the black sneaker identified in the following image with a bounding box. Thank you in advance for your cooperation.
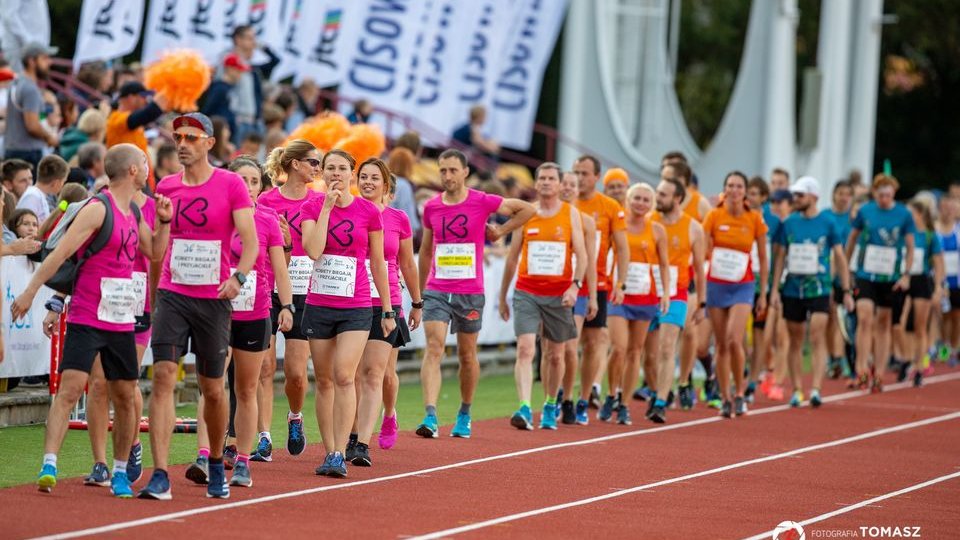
[897,361,910,383]
[560,400,576,425]
[704,378,721,402]
[734,396,747,416]
[345,438,359,463]
[721,400,733,419]
[351,443,372,467]
[598,396,616,421]
[644,398,656,419]
[589,386,602,409]
[678,384,694,410]
[664,390,675,408]
[649,403,666,424]
[913,371,923,388]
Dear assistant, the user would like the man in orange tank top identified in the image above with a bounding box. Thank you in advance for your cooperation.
[500,163,587,430]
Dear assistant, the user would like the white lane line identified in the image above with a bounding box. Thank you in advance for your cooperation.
[31,372,960,540]
[741,470,960,540]
[408,412,960,540]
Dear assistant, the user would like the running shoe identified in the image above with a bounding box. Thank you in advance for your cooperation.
[83,462,110,487]
[575,399,589,425]
[138,470,172,500]
[315,453,334,476]
[598,396,617,422]
[328,452,348,478]
[207,462,229,499]
[759,372,774,396]
[704,378,722,408]
[378,415,399,449]
[351,443,372,466]
[345,438,359,463]
[827,358,842,379]
[589,386,602,409]
[870,378,884,394]
[560,400,576,425]
[664,389,675,408]
[451,413,472,438]
[734,396,747,416]
[632,385,654,401]
[678,384,694,410]
[230,461,253,487]
[127,441,143,483]
[185,456,209,485]
[897,361,910,383]
[223,445,238,471]
[416,414,439,438]
[810,389,822,408]
[540,405,558,430]
[511,405,533,430]
[913,371,923,388]
[848,374,869,390]
[287,416,306,455]
[37,464,57,493]
[648,401,666,424]
[767,384,785,401]
[720,400,733,419]
[644,397,656,419]
[110,471,134,498]
[617,404,633,425]
[790,390,804,408]
[251,435,273,462]
[744,381,757,405]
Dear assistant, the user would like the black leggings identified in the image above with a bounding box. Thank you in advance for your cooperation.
[227,361,237,439]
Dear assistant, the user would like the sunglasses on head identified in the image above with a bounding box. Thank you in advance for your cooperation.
[173,133,210,144]
[300,158,321,168]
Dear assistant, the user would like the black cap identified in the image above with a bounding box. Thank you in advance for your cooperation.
[118,81,154,98]
[770,189,793,203]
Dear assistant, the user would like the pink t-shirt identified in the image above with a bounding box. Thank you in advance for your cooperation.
[156,168,253,299]
[258,187,323,297]
[300,194,384,308]
[229,205,284,321]
[68,191,141,332]
[133,196,155,314]
[422,189,503,294]
[368,206,412,307]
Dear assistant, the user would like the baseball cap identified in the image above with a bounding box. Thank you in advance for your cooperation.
[172,112,214,136]
[789,176,821,198]
[770,189,793,203]
[21,42,58,61]
[223,53,251,72]
[0,68,15,82]
[118,81,154,98]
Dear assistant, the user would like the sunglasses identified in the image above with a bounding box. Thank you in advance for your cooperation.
[299,158,321,168]
[173,133,211,144]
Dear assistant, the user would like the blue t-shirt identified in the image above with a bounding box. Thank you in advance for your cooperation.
[851,202,916,283]
[905,230,943,276]
[937,225,960,289]
[823,209,853,244]
[775,211,841,298]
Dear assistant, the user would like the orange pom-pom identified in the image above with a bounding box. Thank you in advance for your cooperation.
[144,49,212,112]
[334,124,386,165]
[286,112,351,153]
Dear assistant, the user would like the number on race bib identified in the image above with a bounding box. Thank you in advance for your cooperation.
[944,251,959,278]
[230,268,257,311]
[653,265,678,297]
[527,241,566,276]
[170,239,221,285]
[787,243,820,275]
[908,248,925,276]
[131,272,147,317]
[624,263,652,295]
[862,245,897,276]
[434,243,476,280]
[280,256,313,296]
[310,254,357,297]
[98,277,137,324]
[710,247,750,282]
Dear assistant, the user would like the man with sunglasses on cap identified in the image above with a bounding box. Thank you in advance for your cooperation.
[139,112,259,500]
[106,81,171,191]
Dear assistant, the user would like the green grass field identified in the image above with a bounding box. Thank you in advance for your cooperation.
[0,373,524,488]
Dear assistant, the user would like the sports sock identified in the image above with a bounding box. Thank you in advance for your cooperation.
[519,400,531,409]
[348,433,358,444]
[458,402,471,416]
[198,447,210,459]
[425,405,438,417]
[259,431,272,442]
[209,456,223,465]
[699,353,714,379]
[43,453,57,467]
[237,453,250,466]
[288,411,302,420]
[113,459,127,475]
[545,395,557,406]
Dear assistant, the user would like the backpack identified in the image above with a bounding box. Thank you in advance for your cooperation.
[29,193,142,295]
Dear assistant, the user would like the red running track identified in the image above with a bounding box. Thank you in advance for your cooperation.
[1,369,958,540]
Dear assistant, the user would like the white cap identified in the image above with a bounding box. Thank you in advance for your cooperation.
[789,176,820,198]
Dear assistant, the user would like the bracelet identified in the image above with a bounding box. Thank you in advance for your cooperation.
[283,245,293,252]
[411,300,424,309]
[159,217,172,225]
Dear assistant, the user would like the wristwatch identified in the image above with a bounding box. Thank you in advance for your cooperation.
[411,300,424,309]
[617,282,627,292]
[381,310,397,319]
[573,279,583,290]
[281,303,296,315]
[233,272,247,286]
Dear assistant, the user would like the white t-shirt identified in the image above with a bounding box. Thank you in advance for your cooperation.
[16,185,51,223]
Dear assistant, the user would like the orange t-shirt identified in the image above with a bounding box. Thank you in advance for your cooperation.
[651,211,693,299]
[683,189,704,222]
[622,217,660,306]
[106,110,153,189]
[702,205,767,284]
[575,191,625,293]
[517,203,575,297]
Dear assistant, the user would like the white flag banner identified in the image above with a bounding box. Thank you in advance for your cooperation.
[141,0,193,64]
[74,0,145,67]
[180,0,230,65]
[0,256,54,378]
[269,0,315,82]
[295,0,363,86]
[486,0,568,151]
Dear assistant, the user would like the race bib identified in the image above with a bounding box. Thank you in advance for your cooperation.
[282,256,313,296]
[434,243,476,280]
[624,263,652,295]
[527,241,566,276]
[908,248,925,276]
[850,245,860,272]
[132,271,147,317]
[863,245,897,275]
[750,241,771,273]
[170,239,221,285]
[97,277,137,324]
[787,243,820,275]
[945,251,960,278]
[653,265,679,297]
[710,247,750,282]
[230,268,257,311]
[310,254,357,297]
[364,259,380,298]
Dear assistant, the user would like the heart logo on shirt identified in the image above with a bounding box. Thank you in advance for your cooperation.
[330,219,354,247]
[116,227,139,262]
[176,197,208,227]
[443,214,469,240]
[285,210,302,236]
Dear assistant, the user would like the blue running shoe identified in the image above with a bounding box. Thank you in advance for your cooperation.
[315,452,334,476]
[744,381,757,405]
[510,405,533,430]
[83,462,110,487]
[617,404,633,425]
[251,435,272,462]
[328,452,348,478]
[575,399,589,425]
[790,391,804,408]
[207,462,230,499]
[230,461,253,487]
[127,442,143,483]
[185,456,209,485]
[598,396,616,422]
[287,416,306,456]
[138,470,172,500]
[416,414,439,438]
[37,464,57,493]
[451,413,472,438]
[540,405,558,430]
[111,471,134,498]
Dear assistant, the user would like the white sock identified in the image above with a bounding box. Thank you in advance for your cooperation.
[113,459,127,475]
[288,411,302,420]
[260,431,272,442]
[43,453,57,467]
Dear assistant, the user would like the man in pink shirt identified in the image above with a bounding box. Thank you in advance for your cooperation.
[416,149,534,438]
[12,144,166,498]
[140,113,259,500]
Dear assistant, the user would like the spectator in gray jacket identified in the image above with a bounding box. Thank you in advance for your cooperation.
[4,42,58,168]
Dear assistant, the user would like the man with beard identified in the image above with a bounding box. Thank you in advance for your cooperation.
[4,43,58,168]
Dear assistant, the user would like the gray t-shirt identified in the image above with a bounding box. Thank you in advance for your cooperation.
[4,76,45,151]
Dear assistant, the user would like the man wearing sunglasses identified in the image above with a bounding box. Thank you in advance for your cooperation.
[139,112,259,500]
